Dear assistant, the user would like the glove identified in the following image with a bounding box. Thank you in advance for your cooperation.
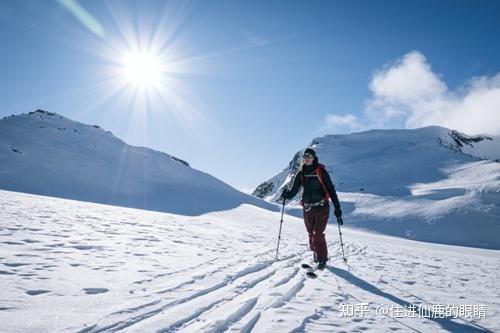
[280,190,290,200]
[334,208,342,219]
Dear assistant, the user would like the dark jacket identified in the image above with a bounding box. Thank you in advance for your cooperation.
[283,162,341,210]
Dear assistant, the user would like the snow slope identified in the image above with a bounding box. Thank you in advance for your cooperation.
[253,127,500,249]
[1,189,499,332]
[0,110,274,215]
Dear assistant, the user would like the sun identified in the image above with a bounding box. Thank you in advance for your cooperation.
[80,1,213,134]
[120,50,163,88]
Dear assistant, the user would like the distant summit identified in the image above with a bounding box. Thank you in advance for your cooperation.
[0,110,274,215]
[254,126,500,200]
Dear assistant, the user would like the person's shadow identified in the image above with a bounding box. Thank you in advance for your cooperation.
[327,266,493,333]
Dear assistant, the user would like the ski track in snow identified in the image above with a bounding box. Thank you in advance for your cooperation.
[1,190,499,333]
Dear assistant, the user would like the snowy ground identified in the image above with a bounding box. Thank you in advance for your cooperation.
[1,189,499,332]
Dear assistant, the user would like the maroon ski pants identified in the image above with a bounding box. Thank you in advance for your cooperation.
[303,204,330,262]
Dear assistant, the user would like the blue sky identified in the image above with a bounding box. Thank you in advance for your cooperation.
[1,0,500,191]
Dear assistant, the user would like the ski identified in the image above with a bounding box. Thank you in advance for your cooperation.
[301,262,328,278]
[301,263,319,278]
[306,270,318,278]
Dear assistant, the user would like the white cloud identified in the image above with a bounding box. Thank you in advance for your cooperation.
[365,51,500,135]
[322,114,363,133]
[369,51,447,105]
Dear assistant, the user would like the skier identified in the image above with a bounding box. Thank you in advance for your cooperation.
[281,148,342,270]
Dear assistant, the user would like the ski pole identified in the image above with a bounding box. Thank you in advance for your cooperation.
[336,217,348,263]
[275,198,286,260]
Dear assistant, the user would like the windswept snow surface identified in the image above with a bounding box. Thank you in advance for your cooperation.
[1,190,499,333]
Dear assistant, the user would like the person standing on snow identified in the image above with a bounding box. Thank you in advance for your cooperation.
[280,148,343,270]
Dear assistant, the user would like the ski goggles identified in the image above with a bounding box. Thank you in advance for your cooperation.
[302,154,314,159]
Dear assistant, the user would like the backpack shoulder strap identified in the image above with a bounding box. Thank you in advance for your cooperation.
[315,164,330,201]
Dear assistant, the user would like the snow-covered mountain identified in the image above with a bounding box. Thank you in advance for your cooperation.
[253,126,500,250]
[0,110,274,215]
[1,189,498,333]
